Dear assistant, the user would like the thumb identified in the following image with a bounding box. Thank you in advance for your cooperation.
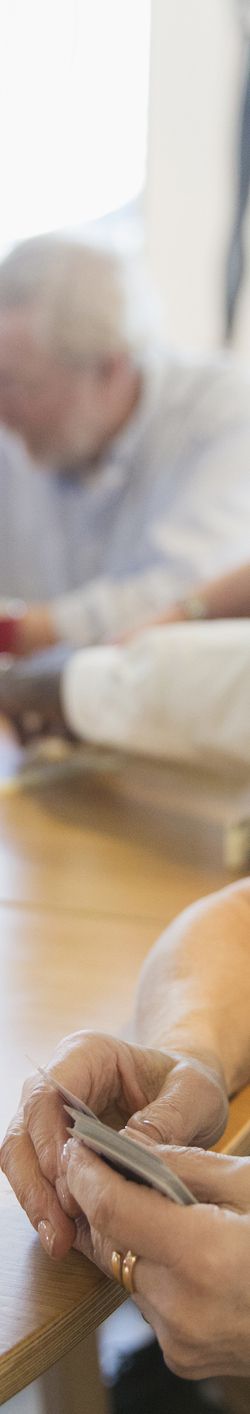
[157,1146,250,1214]
[124,1057,228,1148]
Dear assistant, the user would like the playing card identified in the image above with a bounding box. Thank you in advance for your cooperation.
[66,1106,196,1205]
[34,1064,196,1205]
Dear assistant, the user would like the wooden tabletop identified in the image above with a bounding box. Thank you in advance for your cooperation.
[0,730,249,1405]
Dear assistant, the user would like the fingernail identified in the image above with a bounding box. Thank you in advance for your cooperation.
[133,1117,161,1136]
[56,1176,70,1207]
[125,1119,159,1145]
[38,1220,56,1256]
[61,1139,73,1171]
[62,1137,87,1172]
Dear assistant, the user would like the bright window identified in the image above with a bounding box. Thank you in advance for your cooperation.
[0,0,151,257]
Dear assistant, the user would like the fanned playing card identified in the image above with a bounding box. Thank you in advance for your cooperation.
[37,1067,196,1206]
[65,1106,196,1205]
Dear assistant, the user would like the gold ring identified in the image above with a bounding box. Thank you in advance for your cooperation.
[121,1249,138,1295]
[111,1249,124,1284]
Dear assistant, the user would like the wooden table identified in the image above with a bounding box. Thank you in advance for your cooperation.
[0,731,249,1410]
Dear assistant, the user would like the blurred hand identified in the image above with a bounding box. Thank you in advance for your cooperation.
[15,604,57,656]
[0,1030,227,1259]
[66,1139,250,1380]
[119,605,184,643]
[0,648,72,742]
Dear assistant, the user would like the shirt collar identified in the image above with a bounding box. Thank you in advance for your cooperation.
[106,348,168,470]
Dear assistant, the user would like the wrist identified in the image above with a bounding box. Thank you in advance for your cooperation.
[174,592,208,622]
[162,1041,226,1086]
[151,1026,244,1101]
[15,606,57,655]
[139,1019,227,1090]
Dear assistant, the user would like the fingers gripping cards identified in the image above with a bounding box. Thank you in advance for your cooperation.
[37,1066,196,1206]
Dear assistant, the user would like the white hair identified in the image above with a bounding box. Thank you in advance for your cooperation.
[0,232,160,363]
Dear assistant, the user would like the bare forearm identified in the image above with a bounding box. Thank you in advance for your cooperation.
[134,881,250,1094]
[175,562,250,623]
[198,563,250,619]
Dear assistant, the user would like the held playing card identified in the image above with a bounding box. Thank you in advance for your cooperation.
[36,1066,196,1205]
[65,1106,196,1205]
[35,1064,96,1118]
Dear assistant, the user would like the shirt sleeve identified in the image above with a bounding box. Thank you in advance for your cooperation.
[61,620,250,767]
[51,570,179,646]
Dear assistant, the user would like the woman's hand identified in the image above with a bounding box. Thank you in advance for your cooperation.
[65,1140,250,1381]
[0,1030,227,1258]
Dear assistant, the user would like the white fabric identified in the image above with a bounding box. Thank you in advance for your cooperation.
[1,351,250,644]
[61,620,250,767]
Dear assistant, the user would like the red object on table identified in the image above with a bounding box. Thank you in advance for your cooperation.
[0,616,21,653]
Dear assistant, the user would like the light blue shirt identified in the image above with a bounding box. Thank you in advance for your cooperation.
[1,350,250,644]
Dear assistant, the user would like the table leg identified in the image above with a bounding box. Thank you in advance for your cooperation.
[3,1334,108,1414]
[40,1332,108,1414]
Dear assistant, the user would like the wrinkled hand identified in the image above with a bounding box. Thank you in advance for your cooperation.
[65,1140,250,1380]
[119,605,183,644]
[0,1030,227,1259]
[0,647,72,742]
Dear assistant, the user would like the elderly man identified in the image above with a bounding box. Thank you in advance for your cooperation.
[0,234,250,653]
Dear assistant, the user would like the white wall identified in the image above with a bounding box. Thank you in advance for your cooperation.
[145,0,243,351]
